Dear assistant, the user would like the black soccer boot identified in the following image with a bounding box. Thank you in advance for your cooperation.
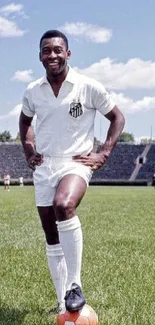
[64,283,86,312]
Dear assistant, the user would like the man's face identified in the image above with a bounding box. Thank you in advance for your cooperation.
[39,37,71,76]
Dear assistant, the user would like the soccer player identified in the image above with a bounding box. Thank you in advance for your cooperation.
[4,173,11,191]
[19,30,125,313]
[19,176,24,186]
[152,173,155,188]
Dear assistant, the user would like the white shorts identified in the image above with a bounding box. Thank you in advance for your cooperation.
[4,180,10,185]
[33,157,93,206]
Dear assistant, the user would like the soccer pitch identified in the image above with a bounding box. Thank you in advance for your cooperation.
[0,186,155,325]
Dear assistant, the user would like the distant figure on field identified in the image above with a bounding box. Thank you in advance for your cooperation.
[4,174,11,191]
[19,176,24,186]
[152,173,155,188]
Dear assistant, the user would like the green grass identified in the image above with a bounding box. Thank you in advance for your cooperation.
[0,186,155,325]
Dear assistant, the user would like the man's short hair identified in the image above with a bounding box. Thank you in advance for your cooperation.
[39,30,69,50]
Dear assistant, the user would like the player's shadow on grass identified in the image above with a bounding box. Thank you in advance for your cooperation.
[0,307,29,325]
[0,306,55,325]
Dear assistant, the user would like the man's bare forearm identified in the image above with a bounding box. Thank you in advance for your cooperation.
[19,113,35,160]
[100,108,125,158]
[20,125,35,160]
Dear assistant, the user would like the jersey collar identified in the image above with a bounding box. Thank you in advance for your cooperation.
[39,65,78,86]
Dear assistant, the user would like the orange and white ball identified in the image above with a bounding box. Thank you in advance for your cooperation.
[56,304,98,325]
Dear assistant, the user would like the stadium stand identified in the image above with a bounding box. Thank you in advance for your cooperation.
[92,143,146,180]
[136,144,155,181]
[0,143,32,179]
[0,142,154,184]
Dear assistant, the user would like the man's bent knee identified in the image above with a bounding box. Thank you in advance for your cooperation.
[53,197,76,221]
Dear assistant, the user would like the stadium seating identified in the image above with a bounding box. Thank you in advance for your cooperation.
[136,144,155,181]
[0,142,154,182]
[0,143,32,179]
[92,143,146,180]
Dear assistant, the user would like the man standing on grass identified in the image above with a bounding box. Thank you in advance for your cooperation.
[19,29,125,313]
[4,173,11,191]
[19,176,24,187]
[152,173,155,188]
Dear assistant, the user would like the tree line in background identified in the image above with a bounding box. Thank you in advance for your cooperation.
[0,130,155,144]
[0,131,20,143]
[118,132,155,143]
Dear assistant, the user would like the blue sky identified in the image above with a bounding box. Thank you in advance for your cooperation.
[0,0,155,142]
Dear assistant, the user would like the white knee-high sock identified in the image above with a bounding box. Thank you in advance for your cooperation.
[46,243,67,309]
[57,216,83,291]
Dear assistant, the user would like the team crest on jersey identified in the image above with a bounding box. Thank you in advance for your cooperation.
[69,100,83,118]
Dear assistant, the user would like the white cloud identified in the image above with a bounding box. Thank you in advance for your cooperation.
[0,104,36,137]
[135,136,154,144]
[0,16,26,37]
[0,3,28,37]
[9,104,22,116]
[0,104,22,137]
[0,3,25,16]
[76,58,155,89]
[60,22,112,43]
[11,70,34,83]
[111,92,155,113]
[0,104,22,121]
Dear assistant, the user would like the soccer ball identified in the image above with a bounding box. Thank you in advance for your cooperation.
[56,304,98,325]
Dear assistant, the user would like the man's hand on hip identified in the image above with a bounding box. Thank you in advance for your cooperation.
[27,153,43,171]
[72,152,108,170]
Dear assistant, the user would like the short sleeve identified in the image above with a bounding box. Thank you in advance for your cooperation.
[91,80,115,115]
[22,88,35,117]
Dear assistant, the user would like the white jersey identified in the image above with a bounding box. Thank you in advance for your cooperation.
[4,174,10,185]
[4,174,10,181]
[22,66,115,157]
